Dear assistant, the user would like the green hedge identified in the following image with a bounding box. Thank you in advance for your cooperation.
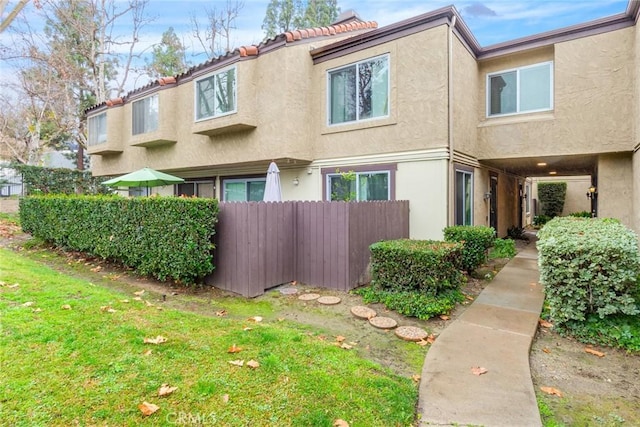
[537,217,640,325]
[443,225,495,272]
[538,182,566,217]
[19,195,218,284]
[369,239,465,294]
[13,164,110,195]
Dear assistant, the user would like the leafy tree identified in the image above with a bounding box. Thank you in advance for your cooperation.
[262,0,340,38]
[146,27,187,78]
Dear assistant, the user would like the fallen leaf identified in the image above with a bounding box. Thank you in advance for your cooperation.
[439,315,450,321]
[227,344,242,353]
[144,336,167,345]
[427,334,437,344]
[348,342,358,347]
[229,360,244,367]
[138,401,160,416]
[243,327,253,331]
[471,366,488,376]
[335,335,346,343]
[215,310,228,317]
[22,301,34,307]
[411,374,421,383]
[120,299,130,303]
[90,266,102,272]
[465,294,474,301]
[100,305,116,312]
[145,300,154,307]
[247,360,260,369]
[542,348,551,354]
[134,290,145,296]
[32,308,42,313]
[222,394,230,404]
[340,343,353,350]
[277,317,285,322]
[156,306,163,311]
[142,349,153,356]
[538,319,553,328]
[540,386,563,397]
[416,339,429,347]
[333,419,349,427]
[158,384,178,397]
[8,284,20,288]
[291,280,297,286]
[247,316,263,322]
[133,297,143,301]
[61,304,71,310]
[585,347,605,358]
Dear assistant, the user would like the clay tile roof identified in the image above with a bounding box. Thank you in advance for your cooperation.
[300,29,310,38]
[105,97,124,107]
[239,45,259,57]
[157,76,176,86]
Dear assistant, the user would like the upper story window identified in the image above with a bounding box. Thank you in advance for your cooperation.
[223,177,265,201]
[87,112,107,146]
[487,61,553,117]
[326,170,390,201]
[132,94,158,135]
[328,54,389,125]
[195,66,237,121]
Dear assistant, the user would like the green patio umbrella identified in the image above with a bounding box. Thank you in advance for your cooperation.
[102,167,184,194]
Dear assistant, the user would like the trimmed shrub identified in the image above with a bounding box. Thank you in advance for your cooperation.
[537,182,566,217]
[443,225,495,272]
[533,214,551,227]
[354,287,464,320]
[569,211,592,218]
[19,195,218,284]
[537,217,640,326]
[369,239,465,295]
[13,164,110,195]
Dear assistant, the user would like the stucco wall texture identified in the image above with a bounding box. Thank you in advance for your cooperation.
[87,9,640,237]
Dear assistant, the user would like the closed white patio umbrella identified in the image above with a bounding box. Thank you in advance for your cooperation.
[263,161,282,202]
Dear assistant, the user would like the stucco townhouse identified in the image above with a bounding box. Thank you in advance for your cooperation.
[86,0,640,240]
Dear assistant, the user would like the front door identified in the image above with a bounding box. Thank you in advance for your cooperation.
[490,175,498,232]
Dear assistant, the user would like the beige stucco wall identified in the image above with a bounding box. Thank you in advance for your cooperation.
[311,25,449,160]
[633,149,640,234]
[532,176,591,216]
[477,28,635,160]
[452,36,479,157]
[473,167,491,227]
[496,173,519,237]
[598,153,633,227]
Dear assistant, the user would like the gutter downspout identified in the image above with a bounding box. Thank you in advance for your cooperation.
[447,14,457,227]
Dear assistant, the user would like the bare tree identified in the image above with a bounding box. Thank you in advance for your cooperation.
[0,0,31,33]
[0,0,153,168]
[191,0,244,59]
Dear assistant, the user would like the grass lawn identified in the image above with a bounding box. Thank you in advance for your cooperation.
[0,248,417,426]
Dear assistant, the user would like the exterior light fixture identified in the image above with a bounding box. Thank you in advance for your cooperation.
[537,162,547,166]
[292,177,299,186]
[549,171,557,175]
[586,185,597,199]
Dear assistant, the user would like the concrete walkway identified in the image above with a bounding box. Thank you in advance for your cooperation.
[418,240,545,427]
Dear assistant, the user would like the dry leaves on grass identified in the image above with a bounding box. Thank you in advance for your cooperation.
[335,335,346,343]
[100,305,116,313]
[144,336,168,345]
[158,384,178,397]
[134,290,145,296]
[417,334,437,346]
[22,301,34,307]
[471,366,488,376]
[138,401,160,416]
[247,316,263,322]
[227,344,242,353]
[439,315,450,321]
[411,374,421,383]
[542,348,551,354]
[585,347,605,357]
[61,304,71,310]
[540,386,563,397]
[222,394,230,404]
[215,310,228,317]
[247,360,260,369]
[538,319,553,328]
[333,419,349,427]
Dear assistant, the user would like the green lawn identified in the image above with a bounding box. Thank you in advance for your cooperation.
[0,248,417,426]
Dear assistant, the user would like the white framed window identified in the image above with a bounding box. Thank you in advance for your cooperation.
[326,170,390,201]
[223,177,265,201]
[87,112,107,146]
[487,61,553,117]
[328,54,389,125]
[176,180,215,198]
[132,94,159,135]
[195,66,237,121]
[455,169,473,226]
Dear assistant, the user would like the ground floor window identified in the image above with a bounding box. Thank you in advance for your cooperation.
[455,169,473,225]
[321,163,396,202]
[175,180,215,198]
[222,177,266,201]
[128,187,150,197]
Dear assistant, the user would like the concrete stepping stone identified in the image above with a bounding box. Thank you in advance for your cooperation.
[369,316,397,329]
[395,326,429,342]
[279,287,298,295]
[298,293,321,301]
[350,305,377,320]
[317,296,341,305]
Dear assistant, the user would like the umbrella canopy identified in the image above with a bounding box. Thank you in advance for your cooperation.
[102,167,184,189]
[263,161,282,202]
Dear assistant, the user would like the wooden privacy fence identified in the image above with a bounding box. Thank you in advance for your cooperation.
[208,200,409,297]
